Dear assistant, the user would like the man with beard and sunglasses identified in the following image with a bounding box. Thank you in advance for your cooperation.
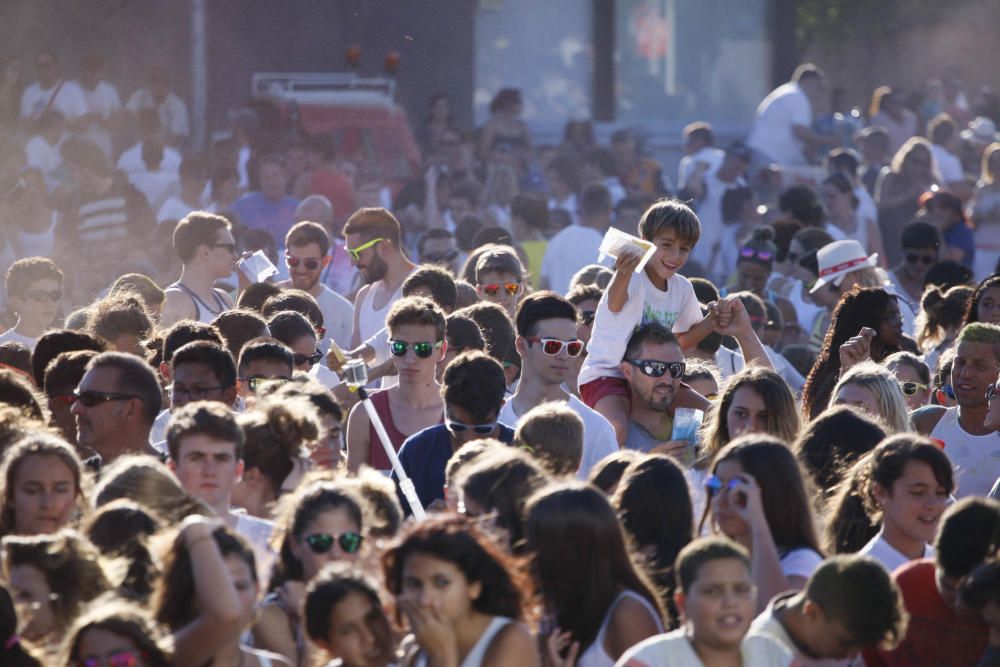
[498,292,617,479]
[278,221,354,349]
[342,207,415,348]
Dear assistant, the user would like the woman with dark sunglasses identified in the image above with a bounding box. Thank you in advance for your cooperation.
[700,435,823,611]
[255,480,367,665]
[383,514,539,667]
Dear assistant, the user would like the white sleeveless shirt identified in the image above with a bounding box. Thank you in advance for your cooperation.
[414,616,512,667]
[577,590,664,667]
[357,280,404,344]
[930,406,1000,498]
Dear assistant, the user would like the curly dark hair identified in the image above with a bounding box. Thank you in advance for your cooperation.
[802,286,900,420]
[382,514,528,621]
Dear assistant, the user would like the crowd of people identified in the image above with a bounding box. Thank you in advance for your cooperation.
[0,48,999,667]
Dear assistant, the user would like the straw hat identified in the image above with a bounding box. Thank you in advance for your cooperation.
[809,240,878,293]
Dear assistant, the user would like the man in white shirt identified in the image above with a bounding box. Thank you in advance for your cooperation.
[157,154,209,223]
[166,400,274,580]
[278,221,354,350]
[914,322,1000,497]
[126,66,189,146]
[928,112,974,200]
[747,63,837,167]
[685,142,750,279]
[20,50,87,129]
[498,292,617,478]
[77,53,121,159]
[678,122,725,191]
[540,183,611,296]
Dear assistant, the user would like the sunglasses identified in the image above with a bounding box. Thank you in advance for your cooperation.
[346,237,385,261]
[23,289,62,303]
[626,358,685,379]
[905,253,936,266]
[988,384,999,401]
[78,651,146,667]
[293,351,323,367]
[241,376,291,393]
[525,336,584,357]
[705,475,740,497]
[169,384,230,401]
[305,531,363,554]
[739,247,774,262]
[72,390,138,407]
[900,381,929,396]
[481,282,521,297]
[421,249,459,263]
[578,310,596,326]
[446,418,497,435]
[286,255,323,270]
[389,340,442,358]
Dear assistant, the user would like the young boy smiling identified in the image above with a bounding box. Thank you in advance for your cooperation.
[1,257,65,351]
[579,199,752,444]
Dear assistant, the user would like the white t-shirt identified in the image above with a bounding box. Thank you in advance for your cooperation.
[308,362,341,390]
[678,146,726,191]
[929,406,1000,498]
[498,393,617,480]
[25,135,62,179]
[232,509,275,584]
[854,185,878,238]
[766,345,805,393]
[780,547,823,580]
[157,195,203,224]
[616,628,792,667]
[540,224,604,296]
[0,328,37,351]
[932,143,964,184]
[750,592,848,667]
[117,142,183,175]
[126,88,190,139]
[80,80,121,157]
[579,270,702,387]
[20,79,88,120]
[747,82,812,166]
[715,345,746,379]
[549,193,579,226]
[691,172,746,280]
[858,529,935,574]
[314,284,354,350]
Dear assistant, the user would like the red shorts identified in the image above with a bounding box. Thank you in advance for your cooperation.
[580,376,630,409]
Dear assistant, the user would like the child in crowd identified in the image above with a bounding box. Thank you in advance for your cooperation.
[579,199,746,444]
[616,536,792,666]
[0,257,64,351]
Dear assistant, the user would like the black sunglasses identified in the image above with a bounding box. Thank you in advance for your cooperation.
[626,359,685,379]
[305,531,363,554]
[905,253,936,266]
[286,255,322,270]
[293,351,323,367]
[72,390,139,407]
[421,249,459,263]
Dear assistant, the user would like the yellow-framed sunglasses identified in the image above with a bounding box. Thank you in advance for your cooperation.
[346,237,385,261]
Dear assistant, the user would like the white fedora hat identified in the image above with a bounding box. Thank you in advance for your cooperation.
[809,240,878,293]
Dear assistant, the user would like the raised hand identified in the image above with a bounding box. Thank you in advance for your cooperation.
[545,628,581,667]
[839,327,876,373]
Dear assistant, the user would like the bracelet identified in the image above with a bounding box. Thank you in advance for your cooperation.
[185,532,214,551]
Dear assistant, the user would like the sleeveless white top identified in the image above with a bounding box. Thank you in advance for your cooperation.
[930,406,1000,498]
[414,616,512,667]
[16,211,57,258]
[357,281,404,344]
[577,590,664,667]
[166,282,229,325]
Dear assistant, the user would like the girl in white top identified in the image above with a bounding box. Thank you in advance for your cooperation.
[856,435,954,573]
[700,436,824,612]
[304,563,400,667]
[525,483,665,667]
[383,515,539,667]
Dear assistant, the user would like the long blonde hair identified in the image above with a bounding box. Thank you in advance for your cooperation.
[829,361,911,434]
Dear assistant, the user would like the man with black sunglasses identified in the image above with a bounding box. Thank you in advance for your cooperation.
[279,221,353,349]
[499,292,617,478]
[160,212,237,327]
[888,220,941,305]
[71,351,163,465]
[394,350,514,513]
[0,257,64,351]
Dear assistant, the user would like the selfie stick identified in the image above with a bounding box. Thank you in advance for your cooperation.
[343,360,426,519]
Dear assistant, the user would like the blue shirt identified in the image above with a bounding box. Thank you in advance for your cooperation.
[393,423,515,515]
[944,222,976,269]
[231,192,300,244]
